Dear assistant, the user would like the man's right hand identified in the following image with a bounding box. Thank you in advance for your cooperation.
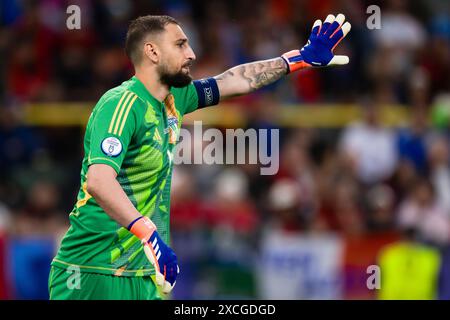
[128,216,179,294]
[281,13,351,73]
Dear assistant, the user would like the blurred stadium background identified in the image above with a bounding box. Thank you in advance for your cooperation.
[1,0,450,300]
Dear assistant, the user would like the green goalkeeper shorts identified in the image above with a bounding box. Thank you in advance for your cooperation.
[48,266,162,300]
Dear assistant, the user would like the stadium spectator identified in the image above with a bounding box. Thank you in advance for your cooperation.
[339,100,398,185]
[365,184,396,232]
[396,107,429,175]
[377,228,441,300]
[204,168,259,235]
[0,107,45,172]
[267,179,304,232]
[397,178,450,246]
[428,135,450,215]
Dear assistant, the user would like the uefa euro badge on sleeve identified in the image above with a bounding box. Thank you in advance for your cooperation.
[101,137,123,157]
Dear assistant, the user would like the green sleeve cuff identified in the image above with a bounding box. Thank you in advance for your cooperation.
[88,157,121,174]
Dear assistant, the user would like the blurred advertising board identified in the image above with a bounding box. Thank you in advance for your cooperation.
[256,230,344,299]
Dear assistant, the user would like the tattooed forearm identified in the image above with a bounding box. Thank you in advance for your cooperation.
[215,57,288,99]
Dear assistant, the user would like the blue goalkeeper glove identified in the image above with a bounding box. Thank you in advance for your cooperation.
[281,13,351,73]
[128,216,179,294]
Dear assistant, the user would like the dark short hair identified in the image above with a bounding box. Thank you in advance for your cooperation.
[125,15,179,65]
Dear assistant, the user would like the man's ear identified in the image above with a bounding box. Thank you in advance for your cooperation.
[144,42,159,64]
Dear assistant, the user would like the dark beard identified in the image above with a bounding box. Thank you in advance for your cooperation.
[159,69,192,88]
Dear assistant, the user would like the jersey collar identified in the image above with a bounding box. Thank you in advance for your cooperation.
[130,76,163,111]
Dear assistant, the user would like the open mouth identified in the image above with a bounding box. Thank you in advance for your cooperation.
[182,66,190,73]
[182,61,192,71]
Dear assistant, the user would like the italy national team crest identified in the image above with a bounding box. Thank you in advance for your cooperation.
[167,116,179,144]
[163,94,179,144]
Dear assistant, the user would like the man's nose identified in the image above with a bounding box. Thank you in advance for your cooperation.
[186,46,196,61]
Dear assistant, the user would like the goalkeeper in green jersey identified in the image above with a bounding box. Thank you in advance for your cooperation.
[49,14,351,300]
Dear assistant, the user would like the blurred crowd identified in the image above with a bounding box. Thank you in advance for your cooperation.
[1,0,450,299]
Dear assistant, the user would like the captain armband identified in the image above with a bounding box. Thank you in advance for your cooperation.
[193,78,220,108]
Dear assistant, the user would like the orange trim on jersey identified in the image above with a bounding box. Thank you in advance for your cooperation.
[76,182,92,208]
[163,94,177,118]
[114,265,127,276]
[163,94,179,144]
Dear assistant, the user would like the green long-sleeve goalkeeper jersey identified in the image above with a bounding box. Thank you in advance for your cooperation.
[52,76,198,276]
